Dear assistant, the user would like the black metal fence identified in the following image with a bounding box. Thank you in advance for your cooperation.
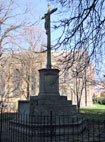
[0,113,105,142]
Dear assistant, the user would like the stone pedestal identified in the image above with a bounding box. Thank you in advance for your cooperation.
[18,68,79,116]
[29,95,78,116]
[9,68,86,142]
[38,69,59,96]
[29,68,78,116]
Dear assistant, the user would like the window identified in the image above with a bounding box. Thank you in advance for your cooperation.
[0,73,5,95]
[13,69,20,97]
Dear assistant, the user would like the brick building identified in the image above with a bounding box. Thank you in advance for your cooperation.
[93,82,105,97]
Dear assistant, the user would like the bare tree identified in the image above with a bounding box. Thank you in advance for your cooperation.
[0,0,35,56]
[47,0,105,108]
[0,1,45,111]
[53,50,94,109]
[8,25,46,99]
[48,0,105,73]
[0,25,46,104]
[9,25,46,52]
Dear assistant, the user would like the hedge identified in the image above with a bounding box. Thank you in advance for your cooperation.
[93,97,105,104]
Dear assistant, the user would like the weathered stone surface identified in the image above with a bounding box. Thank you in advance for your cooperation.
[29,95,77,116]
[18,69,78,117]
[18,100,30,114]
[17,68,86,138]
[39,69,59,96]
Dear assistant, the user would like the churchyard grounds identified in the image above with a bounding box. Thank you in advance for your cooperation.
[0,104,105,142]
[80,104,105,119]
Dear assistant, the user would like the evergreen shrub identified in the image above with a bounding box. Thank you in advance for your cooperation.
[93,97,105,104]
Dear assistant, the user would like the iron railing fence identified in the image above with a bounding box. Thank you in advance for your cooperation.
[0,113,105,142]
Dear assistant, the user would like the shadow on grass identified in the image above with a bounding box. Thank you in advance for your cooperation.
[80,107,105,119]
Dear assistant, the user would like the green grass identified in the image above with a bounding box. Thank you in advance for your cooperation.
[80,104,105,119]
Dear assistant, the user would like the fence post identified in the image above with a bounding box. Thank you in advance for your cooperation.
[50,111,53,142]
[0,104,3,142]
[104,119,105,129]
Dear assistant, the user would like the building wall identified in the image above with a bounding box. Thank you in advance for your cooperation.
[0,51,93,111]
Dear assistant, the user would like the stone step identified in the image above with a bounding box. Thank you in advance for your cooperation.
[30,95,73,105]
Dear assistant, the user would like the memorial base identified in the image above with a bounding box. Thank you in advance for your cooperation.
[10,68,86,141]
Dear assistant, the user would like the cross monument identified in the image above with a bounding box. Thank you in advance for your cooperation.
[42,4,57,68]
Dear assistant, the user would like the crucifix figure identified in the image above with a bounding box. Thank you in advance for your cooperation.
[42,4,57,68]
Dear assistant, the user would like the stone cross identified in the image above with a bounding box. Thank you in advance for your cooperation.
[42,4,57,68]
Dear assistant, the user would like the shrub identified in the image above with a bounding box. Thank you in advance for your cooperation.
[93,97,98,104]
[93,97,105,104]
[101,98,105,104]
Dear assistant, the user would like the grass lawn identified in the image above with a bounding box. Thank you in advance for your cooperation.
[80,104,105,119]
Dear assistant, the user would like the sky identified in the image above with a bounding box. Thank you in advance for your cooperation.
[19,0,60,47]
[35,0,60,44]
